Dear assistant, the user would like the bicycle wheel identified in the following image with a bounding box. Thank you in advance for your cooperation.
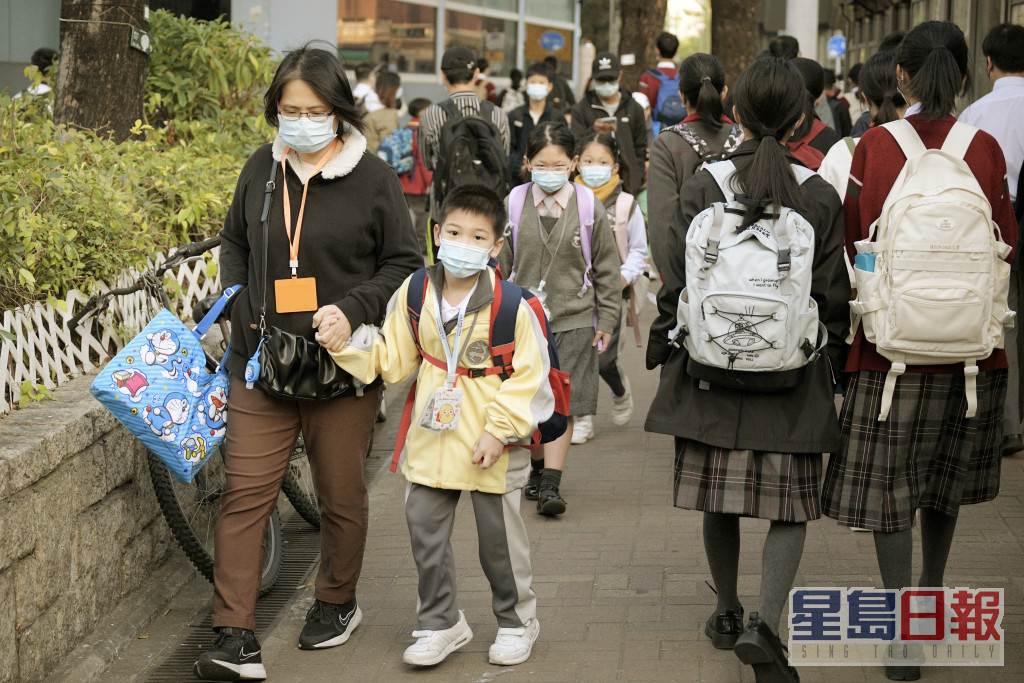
[281,434,320,529]
[147,450,283,596]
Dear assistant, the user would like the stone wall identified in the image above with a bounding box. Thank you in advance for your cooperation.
[0,372,172,682]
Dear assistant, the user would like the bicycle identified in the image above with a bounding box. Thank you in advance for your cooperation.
[70,235,320,595]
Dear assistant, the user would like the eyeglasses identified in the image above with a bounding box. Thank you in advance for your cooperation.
[530,165,571,173]
[278,110,333,122]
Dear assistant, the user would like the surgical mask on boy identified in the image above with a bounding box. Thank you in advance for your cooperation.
[278,115,337,153]
[580,166,613,188]
[526,83,549,102]
[438,239,492,279]
[595,81,619,99]
[531,169,570,194]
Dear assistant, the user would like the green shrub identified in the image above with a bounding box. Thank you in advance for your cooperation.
[0,10,279,310]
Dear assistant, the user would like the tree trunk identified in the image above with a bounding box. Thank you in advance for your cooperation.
[618,0,668,92]
[710,0,759,87]
[55,0,149,142]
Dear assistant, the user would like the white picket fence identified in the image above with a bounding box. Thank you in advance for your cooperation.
[0,249,221,416]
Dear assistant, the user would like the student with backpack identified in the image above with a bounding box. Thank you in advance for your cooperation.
[387,97,434,256]
[362,71,401,154]
[786,58,841,171]
[639,31,685,135]
[647,53,742,276]
[327,185,556,669]
[821,22,1017,682]
[569,132,648,443]
[498,68,526,113]
[498,121,622,515]
[420,46,511,251]
[570,52,648,195]
[645,57,850,683]
[507,63,567,184]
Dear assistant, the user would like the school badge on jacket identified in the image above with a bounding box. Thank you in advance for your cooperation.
[89,287,240,483]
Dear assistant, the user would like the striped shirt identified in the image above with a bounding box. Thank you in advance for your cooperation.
[419,91,511,220]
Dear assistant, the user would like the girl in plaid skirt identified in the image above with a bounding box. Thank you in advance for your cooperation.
[820,22,1017,682]
[646,58,851,683]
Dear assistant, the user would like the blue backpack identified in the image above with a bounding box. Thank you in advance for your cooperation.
[649,69,685,135]
[377,126,416,176]
[388,268,571,472]
[89,286,240,483]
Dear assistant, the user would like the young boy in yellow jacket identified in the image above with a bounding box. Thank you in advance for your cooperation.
[325,184,553,668]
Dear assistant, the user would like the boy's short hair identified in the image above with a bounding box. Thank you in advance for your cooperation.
[656,32,679,60]
[525,62,553,81]
[438,184,507,240]
[408,97,432,119]
[769,35,800,60]
[354,63,373,81]
[983,23,1024,74]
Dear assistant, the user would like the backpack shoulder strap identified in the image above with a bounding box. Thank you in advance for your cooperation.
[881,119,928,159]
[941,121,978,160]
[790,164,818,185]
[439,98,462,123]
[506,183,533,256]
[844,136,856,156]
[405,268,430,353]
[705,160,737,203]
[613,191,634,263]
[489,278,522,378]
[574,183,597,275]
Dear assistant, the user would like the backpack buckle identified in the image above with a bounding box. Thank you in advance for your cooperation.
[466,367,487,378]
[704,239,720,265]
[777,248,791,273]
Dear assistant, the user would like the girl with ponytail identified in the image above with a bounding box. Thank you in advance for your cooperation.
[648,53,741,275]
[822,21,1016,682]
[646,57,850,683]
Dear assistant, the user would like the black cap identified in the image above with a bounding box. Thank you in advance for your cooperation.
[441,46,477,71]
[592,52,620,80]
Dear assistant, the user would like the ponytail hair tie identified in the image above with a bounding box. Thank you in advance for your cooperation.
[701,76,712,83]
[761,128,779,140]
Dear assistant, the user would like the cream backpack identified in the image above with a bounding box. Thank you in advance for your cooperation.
[850,119,1014,421]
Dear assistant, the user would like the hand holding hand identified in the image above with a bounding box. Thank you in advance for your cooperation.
[313,305,352,353]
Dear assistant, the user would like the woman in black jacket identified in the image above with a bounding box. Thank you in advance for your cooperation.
[645,58,850,683]
[195,45,422,681]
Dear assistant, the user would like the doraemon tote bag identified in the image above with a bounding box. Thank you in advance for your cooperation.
[89,286,240,483]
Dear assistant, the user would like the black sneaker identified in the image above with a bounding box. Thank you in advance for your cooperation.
[298,598,362,650]
[537,486,566,516]
[194,627,266,681]
[523,472,542,500]
[705,606,745,649]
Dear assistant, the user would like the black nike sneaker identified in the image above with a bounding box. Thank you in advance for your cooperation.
[194,627,266,681]
[298,598,362,649]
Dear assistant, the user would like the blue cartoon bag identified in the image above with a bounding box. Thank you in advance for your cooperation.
[89,286,240,483]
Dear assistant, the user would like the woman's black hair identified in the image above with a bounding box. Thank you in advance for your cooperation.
[730,58,808,229]
[789,57,824,141]
[678,53,726,129]
[522,120,575,181]
[897,21,970,121]
[264,43,365,135]
[859,51,906,126]
[574,131,633,191]
[375,71,401,109]
[509,68,523,89]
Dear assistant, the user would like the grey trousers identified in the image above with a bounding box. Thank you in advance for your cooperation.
[1004,272,1021,437]
[405,481,537,630]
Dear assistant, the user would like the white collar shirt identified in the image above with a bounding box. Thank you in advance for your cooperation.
[959,76,1024,200]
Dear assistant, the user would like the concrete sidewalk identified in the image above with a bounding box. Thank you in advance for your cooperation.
[254,323,1024,683]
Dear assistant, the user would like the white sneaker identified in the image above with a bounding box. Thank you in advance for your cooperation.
[610,377,633,426]
[402,610,473,667]
[488,618,540,666]
[570,416,593,444]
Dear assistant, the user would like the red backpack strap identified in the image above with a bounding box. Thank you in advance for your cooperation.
[390,381,417,473]
[487,278,519,379]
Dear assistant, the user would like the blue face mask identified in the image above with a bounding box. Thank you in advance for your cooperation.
[531,169,570,194]
[438,239,492,279]
[278,115,337,153]
[580,165,613,188]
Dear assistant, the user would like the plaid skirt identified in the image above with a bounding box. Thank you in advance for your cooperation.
[673,438,823,522]
[821,369,1005,533]
[555,327,599,416]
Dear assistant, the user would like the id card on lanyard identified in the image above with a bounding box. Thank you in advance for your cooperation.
[275,140,338,313]
[417,299,478,433]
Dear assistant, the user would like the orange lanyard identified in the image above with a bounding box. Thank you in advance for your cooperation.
[280,139,338,276]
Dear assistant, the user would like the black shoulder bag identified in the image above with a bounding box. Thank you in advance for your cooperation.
[253,160,353,401]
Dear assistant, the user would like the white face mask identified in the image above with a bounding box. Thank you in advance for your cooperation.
[595,81,619,99]
[526,83,549,102]
[278,115,337,153]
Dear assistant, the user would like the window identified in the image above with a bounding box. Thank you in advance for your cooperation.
[337,0,437,74]
[445,10,517,77]
[450,0,517,11]
[525,0,574,23]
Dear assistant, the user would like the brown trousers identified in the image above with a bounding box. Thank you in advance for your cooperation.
[212,375,380,630]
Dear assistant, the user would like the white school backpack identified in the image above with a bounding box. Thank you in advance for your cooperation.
[850,119,1014,421]
[668,160,828,391]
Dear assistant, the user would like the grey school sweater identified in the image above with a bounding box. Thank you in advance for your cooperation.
[498,187,621,334]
